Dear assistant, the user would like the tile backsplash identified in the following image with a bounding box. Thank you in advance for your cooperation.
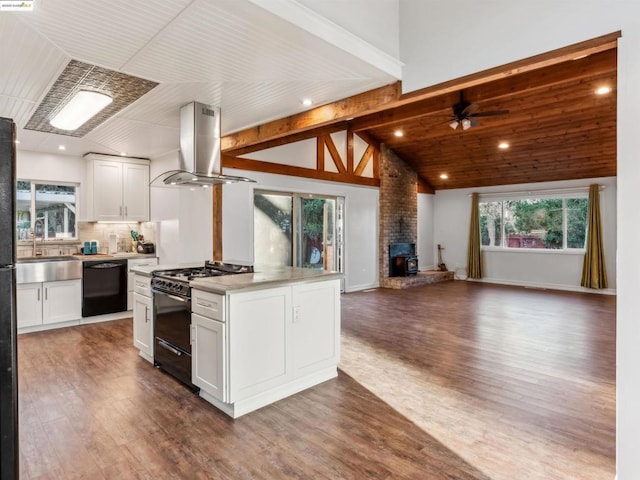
[78,222,156,253]
[17,222,156,257]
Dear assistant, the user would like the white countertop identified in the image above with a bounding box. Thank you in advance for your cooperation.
[130,261,342,292]
[190,267,342,294]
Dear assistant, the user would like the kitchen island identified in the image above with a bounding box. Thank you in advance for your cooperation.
[131,263,342,418]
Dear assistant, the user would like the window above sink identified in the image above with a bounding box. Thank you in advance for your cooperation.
[17,180,79,242]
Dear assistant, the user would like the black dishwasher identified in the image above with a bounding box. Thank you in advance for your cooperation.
[82,258,128,317]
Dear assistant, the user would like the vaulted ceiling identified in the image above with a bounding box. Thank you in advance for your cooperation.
[224,38,617,191]
[358,49,617,190]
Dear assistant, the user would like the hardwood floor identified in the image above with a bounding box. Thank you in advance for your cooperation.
[17,281,615,479]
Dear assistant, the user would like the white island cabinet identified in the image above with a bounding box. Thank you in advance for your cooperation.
[190,271,341,418]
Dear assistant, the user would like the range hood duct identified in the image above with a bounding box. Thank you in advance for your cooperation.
[151,102,255,187]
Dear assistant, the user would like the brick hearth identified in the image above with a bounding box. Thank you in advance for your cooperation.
[384,270,454,289]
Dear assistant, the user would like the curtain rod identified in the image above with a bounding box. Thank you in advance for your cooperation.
[469,185,606,197]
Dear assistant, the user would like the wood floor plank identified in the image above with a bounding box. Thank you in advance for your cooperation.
[17,281,615,479]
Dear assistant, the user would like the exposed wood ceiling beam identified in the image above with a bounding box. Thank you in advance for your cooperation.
[221,82,401,154]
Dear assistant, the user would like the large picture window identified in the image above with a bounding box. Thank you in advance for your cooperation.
[480,195,588,251]
[17,180,78,241]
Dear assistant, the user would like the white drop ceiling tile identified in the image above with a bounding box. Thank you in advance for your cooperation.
[117,82,224,128]
[124,0,393,84]
[86,117,179,159]
[0,96,36,128]
[17,0,192,72]
[0,15,68,125]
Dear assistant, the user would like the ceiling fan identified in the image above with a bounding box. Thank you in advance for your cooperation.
[448,91,509,130]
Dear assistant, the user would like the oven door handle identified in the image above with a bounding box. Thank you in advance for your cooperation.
[151,289,189,303]
[157,339,183,356]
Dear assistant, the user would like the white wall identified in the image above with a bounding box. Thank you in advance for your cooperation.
[149,151,212,264]
[16,150,88,217]
[398,2,640,476]
[222,167,379,293]
[417,193,434,270]
[433,177,617,293]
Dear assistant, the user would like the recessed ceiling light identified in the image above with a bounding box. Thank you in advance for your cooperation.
[595,86,612,95]
[498,142,510,149]
[301,98,313,107]
[394,130,403,137]
[58,145,66,151]
[202,184,209,188]
[440,173,448,180]
[14,139,20,144]
[120,152,127,156]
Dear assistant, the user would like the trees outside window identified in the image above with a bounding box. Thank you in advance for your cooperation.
[480,196,588,250]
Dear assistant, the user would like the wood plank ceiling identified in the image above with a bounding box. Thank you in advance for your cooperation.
[223,38,617,191]
[357,48,617,190]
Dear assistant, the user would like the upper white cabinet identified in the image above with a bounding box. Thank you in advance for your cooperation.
[84,153,150,222]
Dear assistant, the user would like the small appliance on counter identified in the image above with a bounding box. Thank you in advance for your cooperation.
[82,240,100,254]
[136,242,155,254]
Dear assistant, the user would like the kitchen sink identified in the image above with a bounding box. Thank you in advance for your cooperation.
[16,257,82,284]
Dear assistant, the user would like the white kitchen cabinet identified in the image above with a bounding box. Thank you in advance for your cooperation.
[192,312,226,402]
[291,280,341,378]
[192,278,340,418]
[228,286,292,403]
[84,153,150,222]
[132,275,153,363]
[17,279,81,329]
[16,283,42,328]
[127,258,157,310]
[133,292,153,361]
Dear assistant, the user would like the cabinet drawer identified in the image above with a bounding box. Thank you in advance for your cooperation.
[192,289,225,321]
[133,276,152,297]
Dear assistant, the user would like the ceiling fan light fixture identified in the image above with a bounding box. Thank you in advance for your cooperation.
[49,90,112,131]
[449,120,459,130]
[461,118,472,130]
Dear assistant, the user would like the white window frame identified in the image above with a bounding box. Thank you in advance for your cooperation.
[17,180,80,241]
[479,189,588,254]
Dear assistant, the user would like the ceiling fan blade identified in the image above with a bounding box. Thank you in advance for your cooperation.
[469,109,510,117]
[461,102,480,116]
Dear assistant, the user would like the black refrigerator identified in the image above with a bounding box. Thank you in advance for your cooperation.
[0,117,19,479]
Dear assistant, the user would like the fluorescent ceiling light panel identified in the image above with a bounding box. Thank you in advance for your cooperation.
[49,91,112,130]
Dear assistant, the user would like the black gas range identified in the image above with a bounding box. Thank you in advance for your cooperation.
[151,261,253,391]
[151,261,254,298]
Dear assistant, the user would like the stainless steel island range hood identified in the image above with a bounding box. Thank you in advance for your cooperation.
[151,102,255,187]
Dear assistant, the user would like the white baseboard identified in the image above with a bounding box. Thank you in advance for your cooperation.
[345,281,379,293]
[18,310,132,334]
[468,277,616,295]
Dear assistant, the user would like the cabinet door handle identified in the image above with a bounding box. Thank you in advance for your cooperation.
[144,305,149,323]
[37,288,40,301]
[44,288,47,301]
[119,206,123,217]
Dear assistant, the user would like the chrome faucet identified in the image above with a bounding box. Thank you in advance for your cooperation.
[32,219,44,256]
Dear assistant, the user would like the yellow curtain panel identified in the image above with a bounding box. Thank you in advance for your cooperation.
[581,184,608,289]
[467,192,483,279]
